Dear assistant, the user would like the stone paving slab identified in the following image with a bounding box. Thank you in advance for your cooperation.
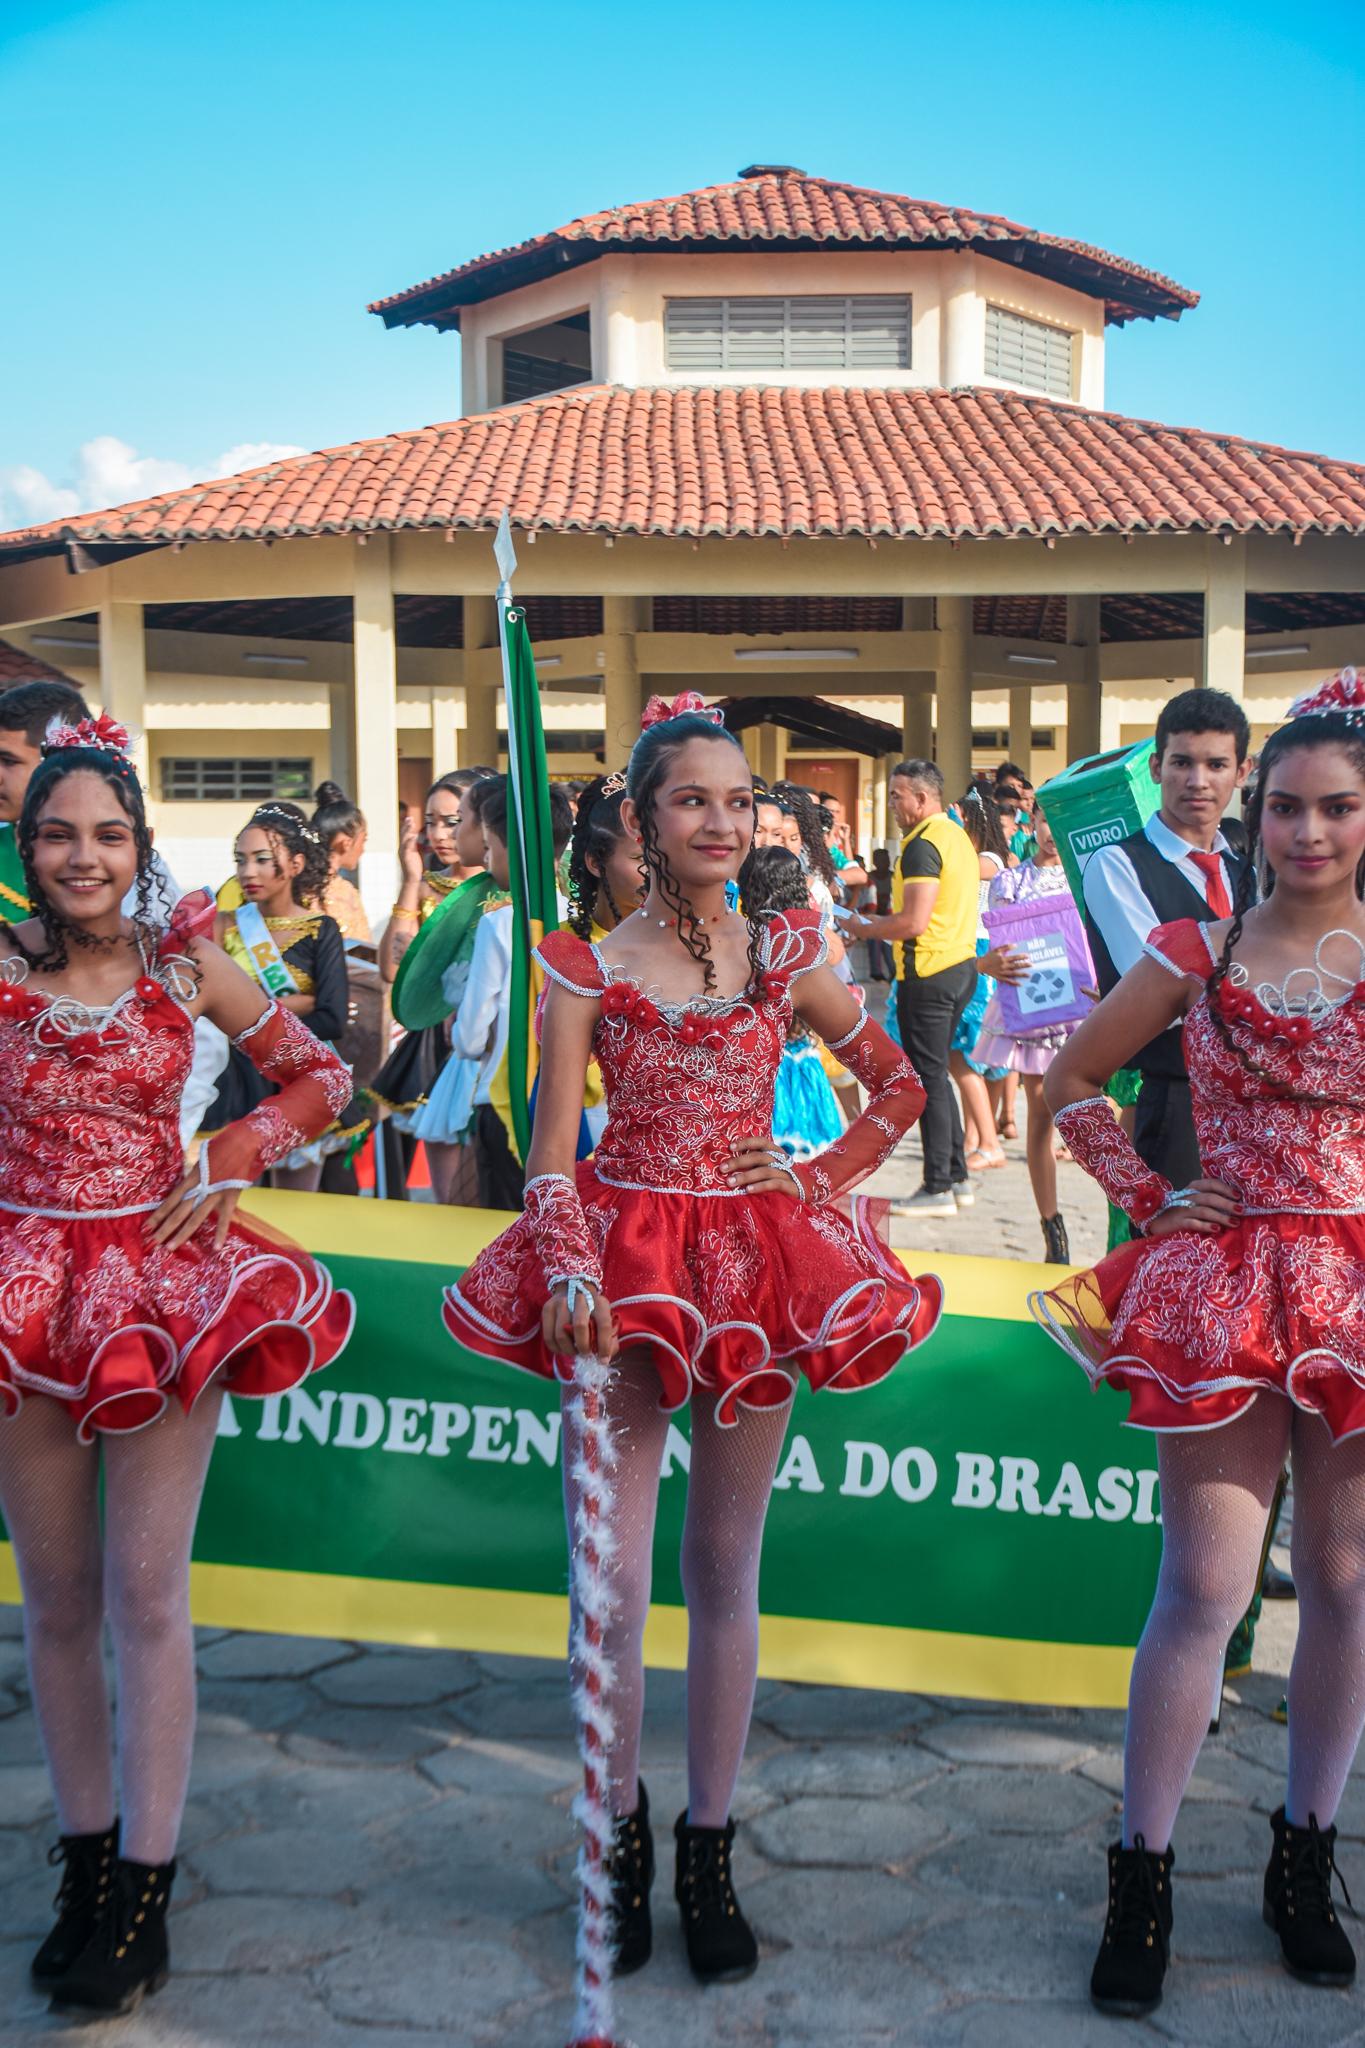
[0,1587,1355,2046]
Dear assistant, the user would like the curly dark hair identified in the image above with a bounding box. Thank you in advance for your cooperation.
[15,747,160,970]
[960,787,1013,866]
[566,775,638,938]
[772,779,837,888]
[626,712,763,996]
[740,845,810,919]
[1205,709,1365,1104]
[240,802,331,908]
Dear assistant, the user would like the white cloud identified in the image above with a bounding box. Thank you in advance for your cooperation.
[0,434,308,532]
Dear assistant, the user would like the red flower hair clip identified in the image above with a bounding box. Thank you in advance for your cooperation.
[641,690,725,731]
[43,712,135,774]
[1288,667,1365,722]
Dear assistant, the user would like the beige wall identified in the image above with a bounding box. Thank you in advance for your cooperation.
[459,247,1106,412]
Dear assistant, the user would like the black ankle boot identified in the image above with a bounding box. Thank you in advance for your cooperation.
[674,1813,758,1983]
[604,1779,654,1976]
[1041,1213,1071,1264]
[30,1825,118,1987]
[1263,1807,1356,1985]
[1091,1836,1174,2016]
[49,1856,176,2016]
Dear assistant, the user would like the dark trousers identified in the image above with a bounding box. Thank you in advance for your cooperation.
[1133,1075,1201,1188]
[896,957,977,1193]
[475,1102,525,1211]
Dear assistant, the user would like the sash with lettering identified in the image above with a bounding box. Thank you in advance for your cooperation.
[234,900,300,998]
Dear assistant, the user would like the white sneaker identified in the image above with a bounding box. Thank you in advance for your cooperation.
[891,1186,958,1219]
[951,1179,976,1208]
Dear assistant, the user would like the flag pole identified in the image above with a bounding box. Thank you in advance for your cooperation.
[491,514,630,2048]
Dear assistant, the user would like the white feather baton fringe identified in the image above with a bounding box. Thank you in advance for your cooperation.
[564,1348,633,2048]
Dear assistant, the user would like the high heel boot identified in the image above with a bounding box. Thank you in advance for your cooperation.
[49,1856,176,2016]
[1090,1835,1174,2015]
[30,1825,118,1987]
[674,1813,758,1983]
[1263,1807,1356,1985]
[604,1779,654,1975]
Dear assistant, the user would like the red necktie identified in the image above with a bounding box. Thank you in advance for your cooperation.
[1189,850,1232,919]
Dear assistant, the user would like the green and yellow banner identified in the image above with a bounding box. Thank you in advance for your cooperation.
[0,1195,1161,1707]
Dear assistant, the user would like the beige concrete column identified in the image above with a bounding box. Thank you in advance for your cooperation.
[327,684,356,795]
[756,721,783,784]
[934,597,973,799]
[97,600,148,788]
[901,680,933,760]
[461,596,500,769]
[352,536,400,933]
[429,660,460,782]
[1203,538,1247,699]
[1008,684,1033,777]
[1066,595,1103,763]
[871,765,888,846]
[602,596,648,767]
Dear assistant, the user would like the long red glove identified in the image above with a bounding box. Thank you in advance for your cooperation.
[1052,1093,1173,1227]
[202,1002,354,1190]
[793,1013,927,1206]
[523,1173,603,1292]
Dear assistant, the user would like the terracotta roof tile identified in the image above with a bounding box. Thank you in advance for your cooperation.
[370,172,1198,329]
[4,387,1364,558]
[0,639,81,686]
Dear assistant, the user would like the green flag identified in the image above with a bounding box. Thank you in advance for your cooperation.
[0,824,28,922]
[500,602,559,1164]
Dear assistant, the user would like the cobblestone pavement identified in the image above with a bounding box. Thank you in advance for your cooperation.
[1,1105,1351,2046]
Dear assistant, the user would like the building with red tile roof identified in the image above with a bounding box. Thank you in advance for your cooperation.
[1,166,1361,908]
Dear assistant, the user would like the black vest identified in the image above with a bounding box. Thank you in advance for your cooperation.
[1084,829,1248,1082]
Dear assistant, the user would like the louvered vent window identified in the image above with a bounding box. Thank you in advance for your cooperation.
[984,305,1074,399]
[160,758,313,803]
[665,296,911,373]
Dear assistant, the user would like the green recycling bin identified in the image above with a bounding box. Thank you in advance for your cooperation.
[1037,739,1160,905]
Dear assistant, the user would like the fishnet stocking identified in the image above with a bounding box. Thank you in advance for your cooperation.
[0,1389,223,1864]
[562,1350,791,1828]
[1124,1393,1365,1847]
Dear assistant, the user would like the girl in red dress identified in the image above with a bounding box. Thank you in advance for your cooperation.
[443,696,940,1986]
[1033,673,1365,2015]
[0,719,354,2015]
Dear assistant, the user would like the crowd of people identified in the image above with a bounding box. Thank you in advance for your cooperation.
[0,664,1362,2030]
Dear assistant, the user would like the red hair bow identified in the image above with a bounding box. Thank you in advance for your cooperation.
[44,712,132,757]
[641,690,724,731]
[1288,667,1365,721]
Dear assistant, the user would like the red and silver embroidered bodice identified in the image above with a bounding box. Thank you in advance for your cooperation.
[1152,918,1365,1213]
[536,910,925,1202]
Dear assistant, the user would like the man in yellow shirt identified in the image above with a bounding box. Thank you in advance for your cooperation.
[850,759,980,1217]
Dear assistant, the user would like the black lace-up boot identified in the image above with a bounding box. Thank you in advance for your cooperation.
[1041,1213,1071,1265]
[1263,1807,1356,1985]
[49,1856,175,2016]
[674,1812,758,1983]
[1090,1835,1174,2015]
[604,1780,655,1976]
[30,1826,118,1987]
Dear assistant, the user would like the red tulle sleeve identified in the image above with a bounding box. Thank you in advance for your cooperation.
[535,930,607,998]
[1143,918,1216,983]
[792,1012,927,1205]
[162,887,218,950]
[202,1003,354,1189]
[1052,1093,1173,1226]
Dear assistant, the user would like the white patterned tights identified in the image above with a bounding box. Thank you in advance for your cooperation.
[561,1350,792,1830]
[0,1389,223,1865]
[1125,1393,1365,1850]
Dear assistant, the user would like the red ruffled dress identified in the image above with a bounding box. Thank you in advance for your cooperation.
[442,909,942,1422]
[1033,917,1365,1437]
[0,896,355,1439]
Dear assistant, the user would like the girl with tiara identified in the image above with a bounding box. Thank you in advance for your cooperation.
[203,801,367,1191]
[442,693,940,1989]
[1033,670,1365,2015]
[0,718,353,2016]
[375,770,498,1201]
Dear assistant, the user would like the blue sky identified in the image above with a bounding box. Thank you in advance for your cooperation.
[2,0,1362,527]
